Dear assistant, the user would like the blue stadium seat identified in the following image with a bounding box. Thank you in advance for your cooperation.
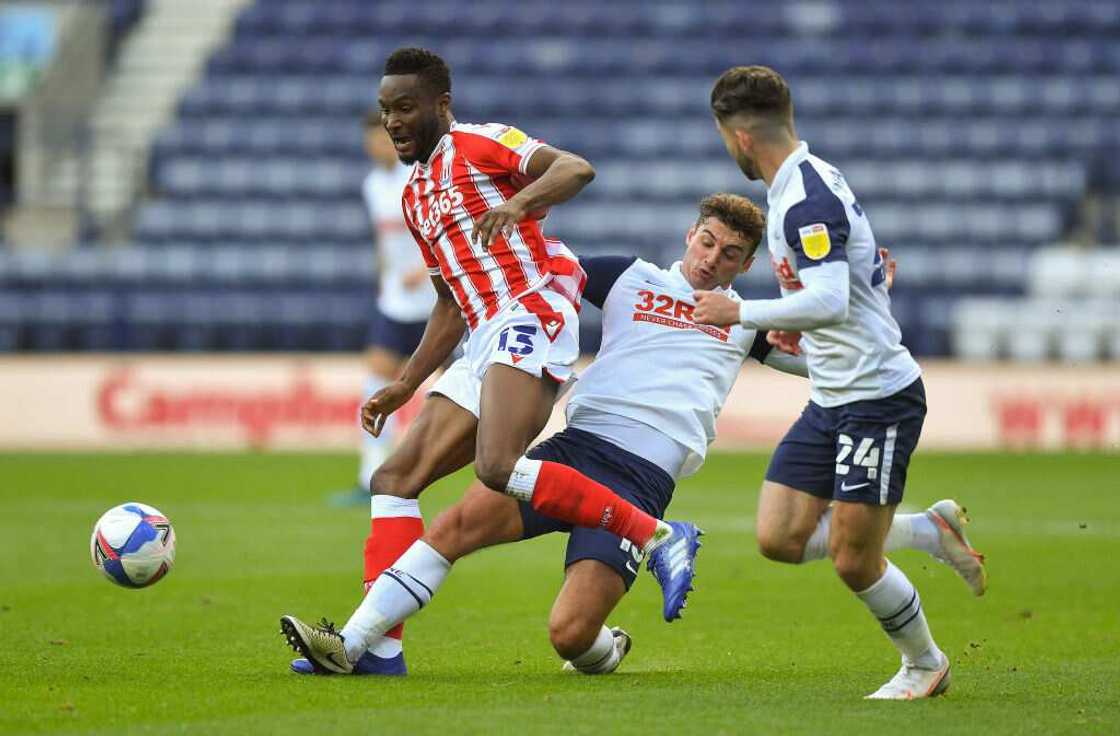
[25,0,1108,354]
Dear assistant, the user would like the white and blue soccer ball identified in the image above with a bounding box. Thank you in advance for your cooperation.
[90,503,176,588]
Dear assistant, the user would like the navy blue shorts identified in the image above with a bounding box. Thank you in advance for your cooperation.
[519,427,675,590]
[366,311,426,356]
[766,378,927,506]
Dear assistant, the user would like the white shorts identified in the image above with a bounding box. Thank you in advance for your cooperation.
[430,289,579,417]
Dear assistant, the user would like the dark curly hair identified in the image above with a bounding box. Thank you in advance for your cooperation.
[697,193,766,256]
[384,47,451,97]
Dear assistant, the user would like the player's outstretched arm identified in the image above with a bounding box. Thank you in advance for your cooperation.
[694,261,850,331]
[472,146,595,247]
[362,276,465,436]
[751,247,896,352]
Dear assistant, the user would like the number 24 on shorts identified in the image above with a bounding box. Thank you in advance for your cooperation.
[835,433,880,480]
[498,325,537,356]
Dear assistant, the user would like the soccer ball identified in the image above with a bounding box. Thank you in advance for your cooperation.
[90,503,176,588]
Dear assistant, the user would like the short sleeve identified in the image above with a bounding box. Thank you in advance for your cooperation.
[580,256,637,308]
[455,124,547,177]
[783,163,850,271]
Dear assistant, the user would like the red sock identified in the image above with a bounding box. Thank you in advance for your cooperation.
[364,496,424,641]
[527,461,659,546]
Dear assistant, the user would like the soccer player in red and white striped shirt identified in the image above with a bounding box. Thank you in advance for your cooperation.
[281,48,700,676]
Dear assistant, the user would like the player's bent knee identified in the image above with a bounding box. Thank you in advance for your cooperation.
[756,528,805,564]
[832,549,881,590]
[548,614,600,661]
[424,507,468,563]
[472,455,515,494]
[370,459,423,498]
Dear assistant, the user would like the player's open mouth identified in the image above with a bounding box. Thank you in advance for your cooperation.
[392,136,414,154]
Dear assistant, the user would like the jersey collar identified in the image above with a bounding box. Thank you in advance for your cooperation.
[418,128,455,170]
[766,141,810,207]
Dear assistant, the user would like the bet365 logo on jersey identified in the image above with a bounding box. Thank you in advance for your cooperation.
[414,186,465,239]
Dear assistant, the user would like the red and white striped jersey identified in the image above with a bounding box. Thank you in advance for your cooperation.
[401,121,586,330]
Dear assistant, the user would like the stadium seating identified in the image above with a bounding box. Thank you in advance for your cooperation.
[953,248,1120,361]
[5,0,1120,353]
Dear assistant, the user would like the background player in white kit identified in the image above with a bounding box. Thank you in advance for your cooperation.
[331,116,437,505]
[289,194,979,677]
[693,66,987,699]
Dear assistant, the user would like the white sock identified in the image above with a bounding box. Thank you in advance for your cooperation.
[358,375,393,487]
[361,495,424,658]
[884,512,941,556]
[856,560,943,669]
[569,626,622,674]
[504,456,540,502]
[340,540,450,662]
[642,520,677,555]
[800,508,833,562]
[799,509,940,563]
[369,636,402,659]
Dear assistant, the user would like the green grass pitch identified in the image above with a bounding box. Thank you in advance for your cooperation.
[1,451,1117,735]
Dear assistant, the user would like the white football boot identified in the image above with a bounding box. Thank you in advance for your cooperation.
[865,653,951,700]
[926,500,988,596]
[280,615,353,674]
[562,627,633,674]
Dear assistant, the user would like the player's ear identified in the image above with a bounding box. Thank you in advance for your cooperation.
[734,127,752,153]
[437,92,452,117]
[685,223,696,245]
[740,255,755,274]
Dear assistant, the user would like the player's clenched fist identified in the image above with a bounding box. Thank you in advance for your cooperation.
[472,198,528,248]
[692,290,741,328]
[361,380,415,437]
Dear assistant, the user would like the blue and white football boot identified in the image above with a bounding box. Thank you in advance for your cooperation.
[646,521,703,622]
[290,651,407,676]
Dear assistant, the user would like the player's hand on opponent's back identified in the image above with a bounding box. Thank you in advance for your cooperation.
[692,290,740,328]
[472,197,528,248]
[362,381,415,437]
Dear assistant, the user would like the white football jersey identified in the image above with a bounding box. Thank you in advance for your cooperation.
[567,258,775,479]
[362,164,436,322]
[765,142,920,406]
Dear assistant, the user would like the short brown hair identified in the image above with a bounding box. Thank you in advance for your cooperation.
[697,193,765,256]
[710,66,793,128]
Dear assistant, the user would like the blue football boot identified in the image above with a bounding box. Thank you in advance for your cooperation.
[290,650,407,676]
[646,521,703,622]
